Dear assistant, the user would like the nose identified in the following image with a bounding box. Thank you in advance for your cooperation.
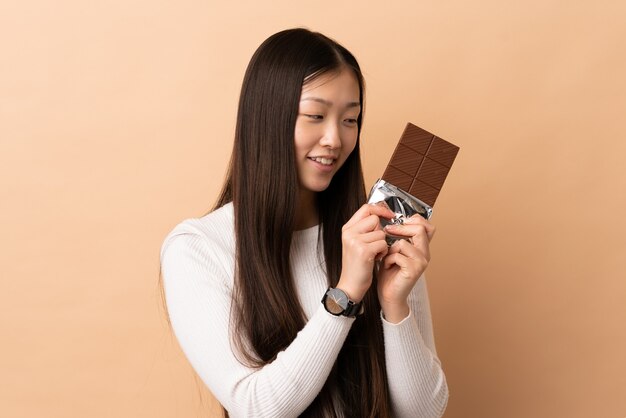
[319,121,341,149]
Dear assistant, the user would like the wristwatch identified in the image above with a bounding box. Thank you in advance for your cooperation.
[322,287,364,318]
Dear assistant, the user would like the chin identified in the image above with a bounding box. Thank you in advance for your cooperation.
[303,180,332,193]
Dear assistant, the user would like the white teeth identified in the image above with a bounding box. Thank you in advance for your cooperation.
[312,157,333,165]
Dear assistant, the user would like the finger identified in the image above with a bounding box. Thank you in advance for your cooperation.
[359,230,387,244]
[403,216,436,241]
[387,237,430,267]
[384,223,428,241]
[386,241,402,255]
[367,203,396,219]
[352,214,385,233]
[368,240,389,262]
[409,233,430,262]
[390,238,420,258]
[342,204,372,229]
[372,200,392,212]
[343,203,395,230]
[382,252,409,270]
[383,245,429,276]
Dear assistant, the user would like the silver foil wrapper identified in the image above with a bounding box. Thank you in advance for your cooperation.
[367,178,433,246]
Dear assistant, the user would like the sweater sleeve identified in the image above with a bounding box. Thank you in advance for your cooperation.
[381,275,449,418]
[160,231,354,418]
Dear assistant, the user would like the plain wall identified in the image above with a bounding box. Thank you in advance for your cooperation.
[1,1,625,417]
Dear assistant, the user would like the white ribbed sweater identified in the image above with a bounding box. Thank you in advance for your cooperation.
[160,203,448,417]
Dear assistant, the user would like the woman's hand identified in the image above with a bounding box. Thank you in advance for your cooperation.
[337,204,395,302]
[377,215,436,323]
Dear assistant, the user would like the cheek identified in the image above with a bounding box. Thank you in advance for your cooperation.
[344,131,358,155]
[336,133,358,169]
[294,125,318,155]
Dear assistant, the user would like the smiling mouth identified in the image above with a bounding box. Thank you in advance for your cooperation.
[308,157,335,166]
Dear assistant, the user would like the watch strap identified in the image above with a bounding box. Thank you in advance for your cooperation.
[343,300,363,317]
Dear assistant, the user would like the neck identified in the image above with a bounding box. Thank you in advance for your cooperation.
[294,190,319,230]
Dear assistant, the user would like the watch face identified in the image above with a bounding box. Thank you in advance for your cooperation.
[325,288,348,315]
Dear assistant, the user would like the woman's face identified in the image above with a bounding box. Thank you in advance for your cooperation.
[294,68,361,195]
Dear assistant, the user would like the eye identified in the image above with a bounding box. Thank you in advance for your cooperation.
[304,114,324,121]
[344,118,358,126]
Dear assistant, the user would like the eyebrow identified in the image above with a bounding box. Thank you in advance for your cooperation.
[300,97,361,108]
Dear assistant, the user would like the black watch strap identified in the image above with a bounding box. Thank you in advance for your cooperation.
[343,300,363,317]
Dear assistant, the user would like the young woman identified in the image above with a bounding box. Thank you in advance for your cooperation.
[160,28,448,417]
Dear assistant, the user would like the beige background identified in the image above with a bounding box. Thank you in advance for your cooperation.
[1,0,625,417]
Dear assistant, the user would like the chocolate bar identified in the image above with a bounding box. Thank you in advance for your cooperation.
[368,122,459,245]
[381,123,459,208]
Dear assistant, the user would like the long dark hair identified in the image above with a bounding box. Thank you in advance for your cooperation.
[215,28,391,417]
